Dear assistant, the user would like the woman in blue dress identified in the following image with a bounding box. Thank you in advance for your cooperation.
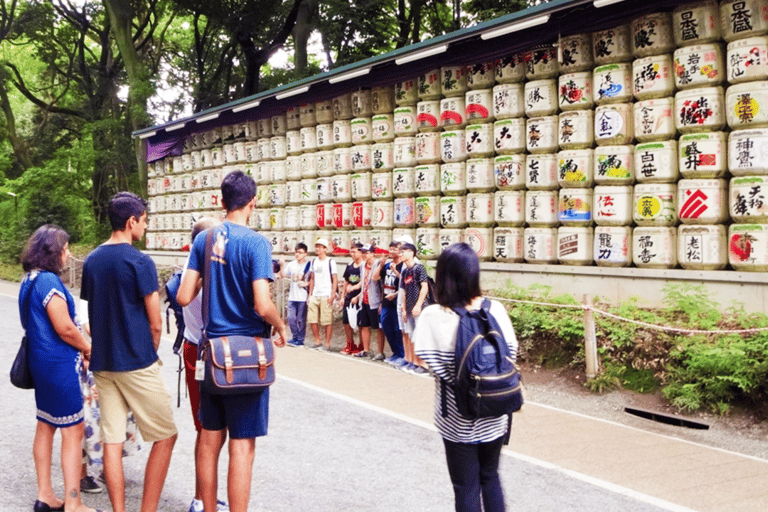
[19,225,100,512]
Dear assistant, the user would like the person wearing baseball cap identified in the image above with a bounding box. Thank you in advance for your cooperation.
[307,238,338,350]
[353,244,386,360]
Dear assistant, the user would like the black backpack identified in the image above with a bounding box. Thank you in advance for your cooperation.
[164,269,185,355]
[444,298,523,420]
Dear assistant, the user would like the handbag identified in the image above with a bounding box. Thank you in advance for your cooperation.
[11,277,36,389]
[346,304,360,332]
[199,228,275,394]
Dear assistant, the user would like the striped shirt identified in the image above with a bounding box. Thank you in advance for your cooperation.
[413,299,518,444]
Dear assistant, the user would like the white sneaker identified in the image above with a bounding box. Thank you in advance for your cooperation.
[188,499,229,512]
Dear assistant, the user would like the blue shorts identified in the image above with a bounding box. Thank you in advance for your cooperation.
[199,386,270,439]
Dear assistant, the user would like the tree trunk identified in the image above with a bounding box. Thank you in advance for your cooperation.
[293,0,317,75]
[0,78,33,172]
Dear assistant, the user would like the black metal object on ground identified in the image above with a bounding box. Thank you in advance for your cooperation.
[625,407,709,430]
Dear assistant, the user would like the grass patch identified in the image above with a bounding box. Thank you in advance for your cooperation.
[0,260,23,282]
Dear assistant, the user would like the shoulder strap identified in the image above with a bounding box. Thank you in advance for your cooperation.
[303,261,311,274]
[201,228,215,337]
[20,275,38,331]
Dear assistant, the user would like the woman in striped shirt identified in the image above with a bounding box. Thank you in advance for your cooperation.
[413,243,517,512]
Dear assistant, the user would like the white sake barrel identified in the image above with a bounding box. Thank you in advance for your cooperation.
[441,163,467,196]
[494,118,526,154]
[721,0,768,41]
[351,90,373,118]
[371,172,392,200]
[332,203,353,230]
[416,132,441,164]
[192,151,202,170]
[372,114,395,142]
[333,147,353,174]
[172,156,183,174]
[634,183,677,226]
[559,33,594,73]
[372,142,394,172]
[465,89,494,123]
[730,176,768,222]
[416,196,441,227]
[440,196,467,227]
[267,114,283,136]
[526,116,559,154]
[285,131,301,156]
[253,209,269,231]
[414,164,441,195]
[333,93,354,120]
[284,205,300,229]
[351,117,372,144]
[299,103,316,128]
[438,229,465,256]
[559,110,594,150]
[418,68,441,100]
[270,160,287,183]
[594,226,633,266]
[524,79,558,117]
[633,226,678,268]
[673,43,725,89]
[679,131,727,178]
[394,198,416,228]
[416,227,441,259]
[300,153,318,179]
[594,63,633,104]
[729,129,768,175]
[677,178,729,224]
[394,136,418,167]
[726,81,768,129]
[631,12,674,58]
[526,190,559,227]
[330,231,351,255]
[673,1,721,46]
[372,201,395,229]
[633,54,674,100]
[595,103,634,145]
[493,83,525,119]
[315,203,330,230]
[211,147,225,167]
[352,201,373,229]
[464,227,494,261]
[269,183,286,206]
[351,172,372,200]
[494,190,525,227]
[394,106,418,136]
[315,177,332,203]
[300,127,317,152]
[286,107,301,131]
[493,227,525,262]
[203,127,221,147]
[594,145,634,185]
[635,140,679,183]
[441,65,470,97]
[395,79,418,105]
[416,100,440,131]
[675,86,726,133]
[323,203,336,230]
[526,153,559,189]
[255,162,270,185]
[351,144,372,172]
[524,47,559,80]
[634,98,676,142]
[257,139,270,162]
[393,167,416,197]
[495,53,526,83]
[255,186,270,207]
[466,193,494,227]
[332,174,352,202]
[300,178,317,204]
[333,120,352,147]
[269,208,285,231]
[558,227,594,265]
[594,185,634,226]
[593,25,632,65]
[440,96,467,129]
[465,123,494,157]
[283,232,299,254]
[244,121,258,141]
[145,232,156,250]
[524,227,558,263]
[440,131,467,162]
[558,149,595,188]
[729,224,768,270]
[372,86,395,114]
[465,158,495,193]
[169,232,183,251]
[558,72,594,111]
[469,61,496,89]
[678,224,728,269]
[244,142,258,164]
[315,151,334,177]
[558,188,593,226]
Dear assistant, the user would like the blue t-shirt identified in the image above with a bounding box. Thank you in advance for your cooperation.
[188,221,273,338]
[80,243,159,372]
[19,271,79,364]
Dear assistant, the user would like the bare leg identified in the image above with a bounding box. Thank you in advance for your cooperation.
[227,438,256,512]
[194,429,227,502]
[199,429,226,512]
[61,422,95,512]
[34,421,63,509]
[360,326,371,352]
[103,442,126,512]
[343,324,354,352]
[324,324,333,349]
[376,329,385,355]
[310,323,320,346]
[140,434,177,512]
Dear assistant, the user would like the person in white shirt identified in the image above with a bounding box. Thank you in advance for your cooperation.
[279,243,310,347]
[307,238,338,350]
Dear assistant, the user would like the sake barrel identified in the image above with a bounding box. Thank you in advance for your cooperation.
[334,147,353,174]
[468,61,496,89]
[493,83,525,119]
[416,100,440,132]
[440,131,468,163]
[372,201,395,229]
[394,106,418,136]
[315,203,330,230]
[285,131,301,156]
[440,96,467,129]
[330,230,351,255]
[465,89,494,123]
[372,114,395,142]
[333,120,353,147]
[466,158,496,192]
[493,227,525,262]
[418,68,441,100]
[558,149,595,188]
[730,175,768,222]
[440,196,467,228]
[371,86,395,114]
[438,229,464,256]
[269,208,284,231]
[300,178,318,204]
[633,226,678,267]
[594,103,634,145]
[523,227,558,263]
[679,131,727,178]
[372,142,395,172]
[634,183,677,226]
[300,126,317,152]
[415,132,441,164]
[729,129,768,175]
[526,116,559,154]
[729,223,768,270]
[284,205,300,229]
[558,227,594,265]
[721,0,768,41]
[632,54,674,100]
[351,144,372,172]
[315,151,334,177]
[286,107,301,130]
[300,205,317,230]
[333,93,354,120]
[635,140,679,183]
[675,86,726,133]
[633,97,676,142]
[394,197,416,228]
[416,227,441,259]
[351,117,372,145]
[441,163,467,196]
[332,203,353,230]
[393,167,416,197]
[331,174,352,202]
[441,65,470,97]
[351,172,372,200]
[316,100,334,124]
[594,145,635,185]
[494,190,525,227]
[371,172,392,200]
[726,81,768,129]
[677,178,729,224]
[673,43,725,89]
[524,79,558,117]
[593,185,634,226]
[678,224,728,269]
[466,193,494,227]
[464,227,494,261]
[268,114,283,136]
[415,196,440,227]
[526,153,559,189]
[559,33,594,73]
[414,164,441,196]
[594,226,633,266]
[593,25,633,66]
[494,118,526,155]
[524,46,559,80]
[672,1,721,46]
[525,190,559,227]
[351,89,373,118]
[495,53,526,83]
[558,72,594,111]
[594,63,633,104]
[394,136,418,167]
[631,12,674,58]
[395,79,418,105]
[465,124,495,158]
[352,201,373,228]
[268,183,286,206]
[559,110,594,150]
[558,188,594,226]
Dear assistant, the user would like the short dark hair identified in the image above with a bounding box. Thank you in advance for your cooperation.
[21,225,70,274]
[434,243,481,309]
[221,170,256,211]
[295,243,308,252]
[352,243,363,250]
[191,216,219,243]
[389,241,401,248]
[108,192,147,231]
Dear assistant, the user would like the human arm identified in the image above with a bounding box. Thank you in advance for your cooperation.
[307,267,315,300]
[253,278,287,347]
[330,272,338,306]
[47,295,91,356]
[176,268,201,307]
[372,257,387,281]
[412,281,429,317]
[144,291,162,350]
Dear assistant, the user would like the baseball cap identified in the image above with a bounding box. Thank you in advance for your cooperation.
[394,234,414,245]
[315,238,329,248]
[360,243,373,252]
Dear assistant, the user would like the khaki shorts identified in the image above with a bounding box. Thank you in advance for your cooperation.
[94,360,178,444]
[307,295,333,326]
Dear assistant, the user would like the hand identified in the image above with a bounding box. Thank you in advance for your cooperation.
[327,296,334,306]
[412,304,422,317]
[273,325,288,348]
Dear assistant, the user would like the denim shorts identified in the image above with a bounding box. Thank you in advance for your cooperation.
[199,386,269,439]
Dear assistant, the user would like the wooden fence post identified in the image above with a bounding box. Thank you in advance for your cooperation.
[584,294,599,380]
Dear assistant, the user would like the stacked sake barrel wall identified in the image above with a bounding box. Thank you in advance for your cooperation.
[146,0,768,273]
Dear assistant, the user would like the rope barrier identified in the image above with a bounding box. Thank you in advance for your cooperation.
[487,295,768,335]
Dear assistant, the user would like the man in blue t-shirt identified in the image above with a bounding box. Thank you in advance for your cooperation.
[177,170,287,512]
[81,191,178,512]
